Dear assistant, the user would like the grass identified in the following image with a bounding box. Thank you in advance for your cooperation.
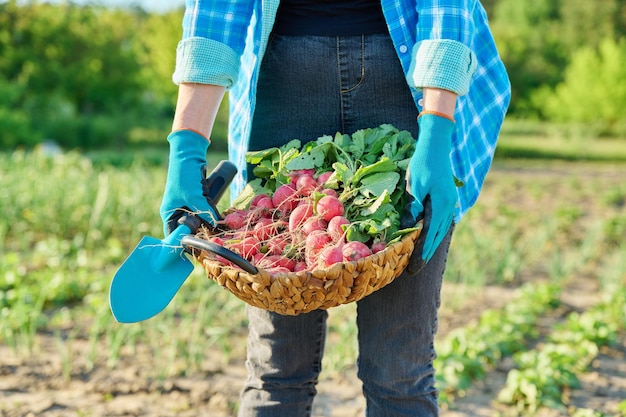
[497,119,626,162]
[1,126,625,414]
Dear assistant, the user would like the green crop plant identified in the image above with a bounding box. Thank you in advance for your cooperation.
[497,288,626,414]
[435,283,561,405]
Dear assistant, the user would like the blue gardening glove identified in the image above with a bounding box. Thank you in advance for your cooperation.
[159,130,219,236]
[406,113,457,262]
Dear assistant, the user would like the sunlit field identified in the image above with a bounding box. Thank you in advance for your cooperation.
[1,130,625,416]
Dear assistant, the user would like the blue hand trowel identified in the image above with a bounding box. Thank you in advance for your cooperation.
[109,160,244,323]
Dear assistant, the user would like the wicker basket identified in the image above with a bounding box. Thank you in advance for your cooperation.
[187,225,421,316]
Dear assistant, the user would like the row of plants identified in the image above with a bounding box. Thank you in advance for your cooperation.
[2,149,624,414]
[435,282,562,405]
[497,288,626,415]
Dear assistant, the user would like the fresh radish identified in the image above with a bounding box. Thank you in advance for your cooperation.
[277,256,296,271]
[294,261,307,272]
[223,211,247,230]
[316,171,333,185]
[250,193,270,208]
[255,196,274,212]
[272,184,299,213]
[316,195,344,222]
[231,236,261,259]
[209,236,225,246]
[301,217,327,235]
[304,231,332,266]
[327,215,350,241]
[296,175,317,196]
[266,235,289,256]
[371,241,387,254]
[289,203,313,232]
[252,217,273,240]
[267,266,291,276]
[319,244,344,268]
[252,252,266,265]
[342,241,372,262]
[305,231,332,250]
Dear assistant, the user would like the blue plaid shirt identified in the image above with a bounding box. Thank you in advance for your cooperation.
[173,0,511,221]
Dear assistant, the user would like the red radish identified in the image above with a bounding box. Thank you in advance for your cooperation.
[268,266,291,276]
[316,171,333,185]
[252,218,273,240]
[342,241,372,262]
[252,252,266,265]
[223,211,246,230]
[319,244,344,268]
[215,255,235,268]
[255,196,274,212]
[301,217,327,235]
[256,255,295,271]
[266,235,288,255]
[289,203,313,232]
[257,255,279,268]
[290,169,316,179]
[232,236,261,259]
[296,175,317,196]
[209,236,225,246]
[327,215,350,241]
[272,184,299,213]
[250,193,270,208]
[321,188,338,198]
[371,241,387,253]
[305,231,332,250]
[277,257,296,271]
[304,231,331,266]
[316,195,344,222]
[294,262,307,272]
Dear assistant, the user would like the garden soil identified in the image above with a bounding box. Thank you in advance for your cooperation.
[1,162,625,417]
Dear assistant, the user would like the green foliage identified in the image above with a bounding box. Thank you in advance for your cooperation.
[497,288,626,413]
[491,0,626,120]
[435,283,561,403]
[134,9,184,111]
[0,2,145,112]
[0,1,183,149]
[236,125,415,242]
[539,37,626,135]
[490,0,565,115]
[3,0,626,149]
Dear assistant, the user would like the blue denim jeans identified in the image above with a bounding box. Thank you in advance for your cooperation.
[240,33,452,417]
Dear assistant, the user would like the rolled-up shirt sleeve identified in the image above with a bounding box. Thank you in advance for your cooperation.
[173,0,255,88]
[409,0,478,96]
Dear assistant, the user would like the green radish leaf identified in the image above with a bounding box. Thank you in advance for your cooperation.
[359,190,391,216]
[316,134,333,146]
[347,129,366,160]
[246,148,279,165]
[352,157,397,184]
[345,225,370,243]
[333,132,351,148]
[332,161,353,185]
[285,144,328,170]
[359,171,400,198]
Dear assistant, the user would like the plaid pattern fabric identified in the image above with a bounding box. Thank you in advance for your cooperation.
[175,0,511,221]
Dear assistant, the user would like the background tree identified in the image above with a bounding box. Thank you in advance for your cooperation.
[538,37,626,135]
[489,0,565,116]
[1,0,626,150]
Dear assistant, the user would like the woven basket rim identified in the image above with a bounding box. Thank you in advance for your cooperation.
[192,222,422,315]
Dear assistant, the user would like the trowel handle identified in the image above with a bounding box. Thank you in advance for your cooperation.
[181,235,259,275]
[203,160,238,205]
